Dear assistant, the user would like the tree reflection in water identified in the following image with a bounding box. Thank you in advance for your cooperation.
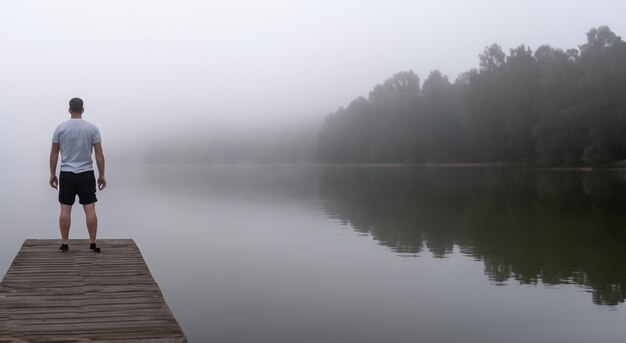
[319,166,626,306]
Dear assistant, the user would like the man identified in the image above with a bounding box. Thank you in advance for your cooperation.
[49,97,106,253]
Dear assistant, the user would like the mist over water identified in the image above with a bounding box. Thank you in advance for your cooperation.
[3,1,626,342]
[2,165,626,342]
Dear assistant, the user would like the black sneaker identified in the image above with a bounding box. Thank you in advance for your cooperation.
[89,243,101,253]
[58,244,69,252]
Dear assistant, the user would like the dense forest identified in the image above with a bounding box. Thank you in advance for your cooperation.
[318,27,626,165]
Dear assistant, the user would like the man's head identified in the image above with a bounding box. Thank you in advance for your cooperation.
[69,97,84,115]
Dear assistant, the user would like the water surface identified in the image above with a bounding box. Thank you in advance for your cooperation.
[1,165,626,342]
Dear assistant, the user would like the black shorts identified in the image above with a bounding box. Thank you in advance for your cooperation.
[59,170,98,205]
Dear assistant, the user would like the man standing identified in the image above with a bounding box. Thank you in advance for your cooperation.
[49,97,106,253]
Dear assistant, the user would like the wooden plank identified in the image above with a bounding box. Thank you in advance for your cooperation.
[0,239,187,342]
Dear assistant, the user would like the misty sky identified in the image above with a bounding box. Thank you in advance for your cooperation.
[1,0,625,160]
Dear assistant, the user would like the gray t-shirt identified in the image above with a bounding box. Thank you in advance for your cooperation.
[52,119,102,173]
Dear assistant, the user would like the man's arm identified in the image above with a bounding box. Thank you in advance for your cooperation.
[49,143,60,189]
[94,142,106,190]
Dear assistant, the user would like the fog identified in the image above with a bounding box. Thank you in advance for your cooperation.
[1,0,625,163]
[3,3,626,341]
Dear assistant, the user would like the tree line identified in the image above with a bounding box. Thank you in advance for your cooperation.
[318,27,626,165]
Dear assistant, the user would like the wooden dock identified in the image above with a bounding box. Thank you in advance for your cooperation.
[0,239,187,342]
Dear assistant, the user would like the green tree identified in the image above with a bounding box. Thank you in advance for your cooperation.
[532,45,586,165]
[579,26,626,164]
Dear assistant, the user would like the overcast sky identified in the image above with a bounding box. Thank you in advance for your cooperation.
[1,0,625,159]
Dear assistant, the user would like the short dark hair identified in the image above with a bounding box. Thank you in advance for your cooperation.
[69,97,83,113]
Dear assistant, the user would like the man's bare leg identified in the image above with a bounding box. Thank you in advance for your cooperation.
[60,204,72,245]
[83,203,97,244]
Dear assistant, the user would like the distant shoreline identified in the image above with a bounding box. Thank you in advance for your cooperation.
[320,162,626,171]
[135,160,626,171]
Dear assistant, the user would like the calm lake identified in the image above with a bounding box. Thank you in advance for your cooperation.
[2,164,626,342]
